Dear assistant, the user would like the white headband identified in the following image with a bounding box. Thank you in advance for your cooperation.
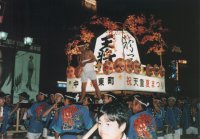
[40,92,48,97]
[65,95,74,100]
[134,96,149,107]
[105,93,116,99]
[168,97,176,101]
[75,94,80,102]
[55,93,64,98]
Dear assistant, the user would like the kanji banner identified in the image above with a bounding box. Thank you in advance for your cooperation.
[67,72,165,92]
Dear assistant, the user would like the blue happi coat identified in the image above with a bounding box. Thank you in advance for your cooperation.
[52,104,93,139]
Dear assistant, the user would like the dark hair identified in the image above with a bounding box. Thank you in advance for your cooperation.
[85,94,94,104]
[64,92,77,104]
[133,94,150,111]
[98,101,130,127]
[103,91,118,100]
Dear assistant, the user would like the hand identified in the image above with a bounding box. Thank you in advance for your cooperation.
[80,62,86,67]
[77,135,83,139]
[52,103,58,110]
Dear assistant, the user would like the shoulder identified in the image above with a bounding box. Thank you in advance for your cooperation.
[129,113,139,121]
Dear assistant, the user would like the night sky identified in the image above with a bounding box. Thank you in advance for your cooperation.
[0,0,199,97]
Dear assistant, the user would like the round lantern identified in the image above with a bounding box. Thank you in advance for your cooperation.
[146,64,153,76]
[159,65,165,77]
[66,66,76,78]
[125,59,134,73]
[95,62,102,73]
[153,64,159,77]
[113,58,125,73]
[133,60,141,74]
[103,61,114,75]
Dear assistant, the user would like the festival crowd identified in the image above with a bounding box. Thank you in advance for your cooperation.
[0,90,199,139]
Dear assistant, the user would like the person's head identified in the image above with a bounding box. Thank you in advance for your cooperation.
[98,101,129,139]
[125,95,133,110]
[161,96,167,107]
[49,93,55,104]
[19,92,29,101]
[83,94,94,106]
[55,92,64,103]
[63,92,77,105]
[77,41,89,52]
[38,92,48,101]
[131,94,149,114]
[103,92,117,104]
[168,96,176,107]
[191,105,197,116]
[176,96,185,107]
[4,93,11,105]
[78,45,85,52]
[153,96,161,108]
[0,91,5,106]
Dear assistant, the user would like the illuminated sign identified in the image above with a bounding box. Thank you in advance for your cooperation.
[67,73,165,93]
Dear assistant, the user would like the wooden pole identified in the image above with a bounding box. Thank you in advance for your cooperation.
[160,53,163,66]
[77,123,98,139]
[16,108,20,132]
[83,123,98,139]
[176,60,179,81]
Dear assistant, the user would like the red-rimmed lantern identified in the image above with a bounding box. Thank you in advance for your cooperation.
[114,58,125,73]
[146,64,153,76]
[133,60,141,74]
[103,61,114,75]
[125,59,134,74]
[159,65,165,77]
[153,64,160,77]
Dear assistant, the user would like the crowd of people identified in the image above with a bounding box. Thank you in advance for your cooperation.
[0,90,199,139]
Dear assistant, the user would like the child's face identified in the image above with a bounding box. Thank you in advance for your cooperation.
[98,114,124,139]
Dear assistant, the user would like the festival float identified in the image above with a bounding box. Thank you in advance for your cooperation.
[66,15,168,93]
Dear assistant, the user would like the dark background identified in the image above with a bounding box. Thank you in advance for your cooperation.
[0,0,199,97]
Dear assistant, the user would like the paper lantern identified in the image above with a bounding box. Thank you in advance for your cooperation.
[153,64,159,77]
[103,61,114,75]
[125,59,134,73]
[133,60,141,74]
[114,58,125,73]
[146,64,153,76]
[159,65,165,77]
